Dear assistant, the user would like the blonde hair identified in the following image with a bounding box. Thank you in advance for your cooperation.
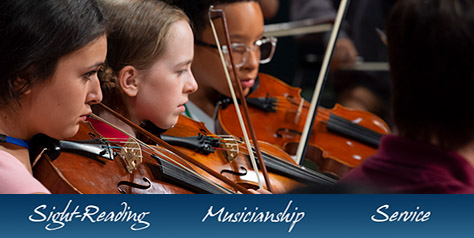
[97,0,189,117]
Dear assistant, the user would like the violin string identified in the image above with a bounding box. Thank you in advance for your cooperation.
[233,142,289,169]
[104,138,224,186]
[257,101,332,120]
[90,114,232,193]
[107,143,234,194]
[209,7,269,190]
[110,138,234,194]
[294,0,351,164]
[96,104,252,194]
[101,136,229,194]
[98,137,194,172]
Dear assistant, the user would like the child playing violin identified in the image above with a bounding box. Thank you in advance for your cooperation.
[0,0,107,194]
[165,0,276,133]
[94,0,197,136]
[93,0,272,194]
[339,0,474,193]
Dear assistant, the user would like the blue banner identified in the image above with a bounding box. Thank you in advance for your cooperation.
[1,194,472,238]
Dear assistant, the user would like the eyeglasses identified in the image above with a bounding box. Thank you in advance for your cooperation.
[196,36,277,68]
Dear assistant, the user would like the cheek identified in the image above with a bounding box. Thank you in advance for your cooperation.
[51,80,87,110]
[199,64,231,95]
[148,101,176,129]
[135,84,174,123]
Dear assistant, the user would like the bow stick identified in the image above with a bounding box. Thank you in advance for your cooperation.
[208,6,273,192]
[295,0,351,165]
[96,103,252,194]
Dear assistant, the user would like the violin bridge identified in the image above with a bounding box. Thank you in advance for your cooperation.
[221,136,239,162]
[118,138,143,173]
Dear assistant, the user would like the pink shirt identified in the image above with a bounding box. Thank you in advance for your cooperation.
[0,150,50,194]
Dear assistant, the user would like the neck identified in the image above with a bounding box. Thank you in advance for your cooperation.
[0,108,34,173]
[98,111,138,138]
[457,140,474,168]
[0,108,31,141]
[398,131,474,168]
[189,87,220,117]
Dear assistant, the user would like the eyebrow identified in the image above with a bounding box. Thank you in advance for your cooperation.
[229,33,264,42]
[87,62,105,69]
[229,34,247,41]
[176,59,193,68]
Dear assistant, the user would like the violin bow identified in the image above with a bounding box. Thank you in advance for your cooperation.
[208,6,273,192]
[295,0,351,165]
[96,103,252,194]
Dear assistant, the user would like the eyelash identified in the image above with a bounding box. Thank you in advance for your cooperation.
[84,71,98,80]
[177,69,187,76]
[83,67,103,80]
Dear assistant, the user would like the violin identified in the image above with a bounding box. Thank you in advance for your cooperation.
[31,121,236,194]
[216,73,391,178]
[144,115,335,193]
[94,104,254,194]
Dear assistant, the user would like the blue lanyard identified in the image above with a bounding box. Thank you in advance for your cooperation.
[0,134,30,149]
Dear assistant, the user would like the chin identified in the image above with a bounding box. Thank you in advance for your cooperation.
[61,125,81,140]
[165,121,178,129]
[222,88,251,98]
[157,121,177,130]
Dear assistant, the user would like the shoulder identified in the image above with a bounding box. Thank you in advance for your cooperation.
[338,135,474,193]
[0,150,50,194]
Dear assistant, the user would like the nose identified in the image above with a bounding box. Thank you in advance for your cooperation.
[87,76,103,105]
[184,72,198,94]
[241,49,259,72]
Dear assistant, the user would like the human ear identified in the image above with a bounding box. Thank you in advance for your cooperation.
[13,76,31,95]
[118,66,139,97]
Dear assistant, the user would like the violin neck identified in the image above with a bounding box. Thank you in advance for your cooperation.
[327,114,382,148]
[149,154,232,194]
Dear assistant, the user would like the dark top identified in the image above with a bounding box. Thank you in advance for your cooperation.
[339,135,474,194]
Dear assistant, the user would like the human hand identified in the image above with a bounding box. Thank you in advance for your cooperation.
[238,187,273,194]
[249,187,273,194]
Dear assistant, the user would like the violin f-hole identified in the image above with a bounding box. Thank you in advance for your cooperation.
[117,177,152,194]
[275,128,302,138]
[221,166,248,176]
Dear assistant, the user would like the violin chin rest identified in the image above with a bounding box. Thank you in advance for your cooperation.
[29,134,61,162]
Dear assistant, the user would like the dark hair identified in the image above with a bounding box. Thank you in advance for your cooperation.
[387,0,474,150]
[164,0,256,40]
[0,0,107,108]
[97,0,189,118]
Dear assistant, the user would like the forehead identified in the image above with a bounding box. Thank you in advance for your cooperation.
[58,35,107,66]
[215,2,264,41]
[150,20,194,65]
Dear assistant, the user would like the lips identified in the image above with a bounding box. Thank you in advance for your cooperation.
[80,111,92,121]
[179,100,188,107]
[177,104,186,113]
[240,78,255,89]
[177,101,188,113]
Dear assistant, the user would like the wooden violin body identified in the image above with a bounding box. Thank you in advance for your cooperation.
[158,115,335,193]
[216,73,391,178]
[31,121,229,194]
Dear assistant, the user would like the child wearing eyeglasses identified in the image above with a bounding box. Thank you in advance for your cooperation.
[165,0,276,133]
